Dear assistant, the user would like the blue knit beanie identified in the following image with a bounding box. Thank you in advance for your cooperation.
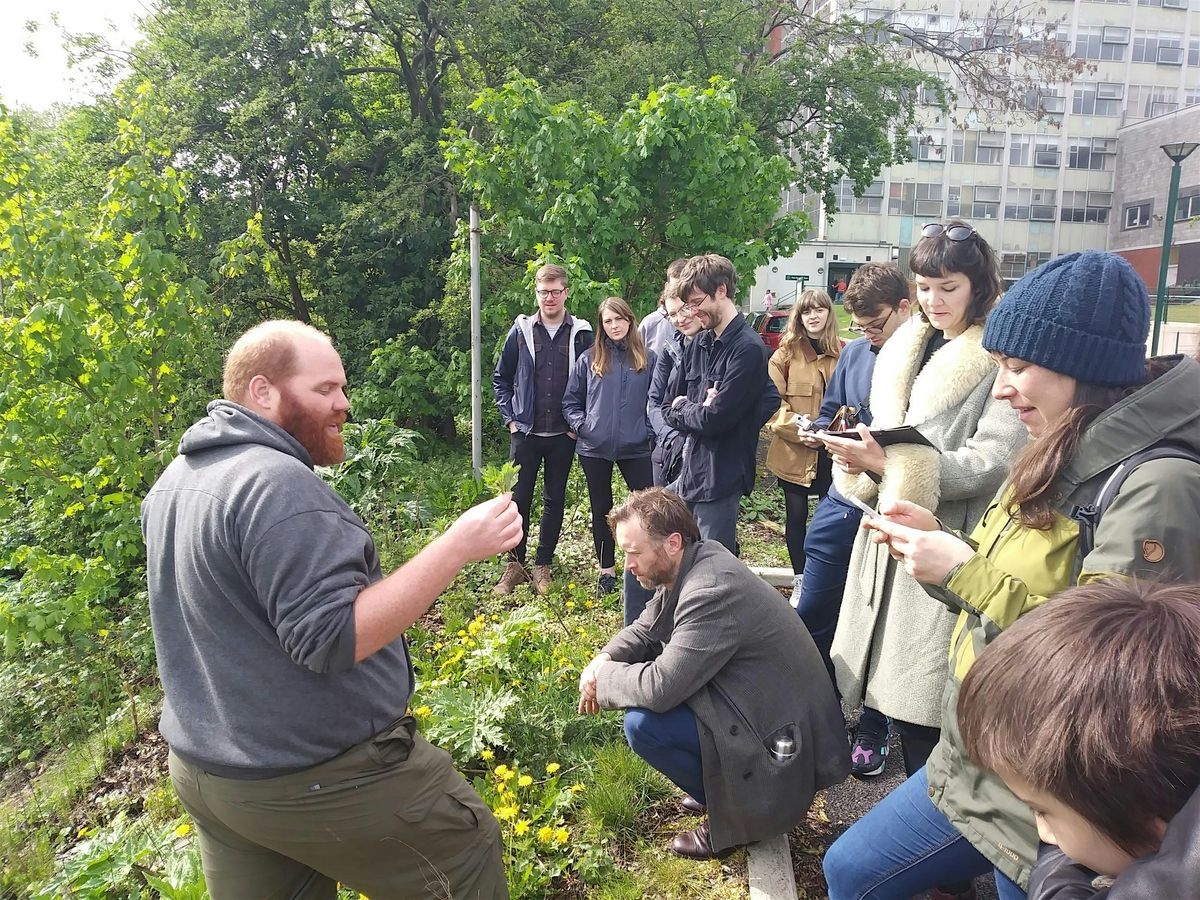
[982,251,1149,386]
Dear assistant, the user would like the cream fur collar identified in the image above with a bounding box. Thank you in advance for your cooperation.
[832,318,995,508]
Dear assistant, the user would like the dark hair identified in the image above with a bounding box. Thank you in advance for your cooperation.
[1004,356,1173,529]
[674,254,737,305]
[842,263,911,317]
[908,220,1002,328]
[607,488,700,545]
[958,580,1200,857]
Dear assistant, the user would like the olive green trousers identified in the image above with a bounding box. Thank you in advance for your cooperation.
[169,717,507,899]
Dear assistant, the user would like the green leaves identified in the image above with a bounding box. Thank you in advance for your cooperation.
[444,75,809,323]
[0,93,219,651]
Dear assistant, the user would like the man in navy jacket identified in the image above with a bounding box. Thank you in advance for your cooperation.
[663,254,778,553]
[492,263,593,594]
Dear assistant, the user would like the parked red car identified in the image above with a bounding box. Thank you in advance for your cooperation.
[751,307,791,350]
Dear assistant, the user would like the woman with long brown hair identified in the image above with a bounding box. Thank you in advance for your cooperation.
[822,250,1200,899]
[764,290,842,600]
[563,297,656,607]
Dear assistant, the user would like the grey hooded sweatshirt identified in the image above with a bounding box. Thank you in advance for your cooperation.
[141,400,413,777]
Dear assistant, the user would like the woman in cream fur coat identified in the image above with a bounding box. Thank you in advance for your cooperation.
[820,222,1027,779]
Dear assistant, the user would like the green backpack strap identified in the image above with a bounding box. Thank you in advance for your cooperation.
[1070,441,1200,562]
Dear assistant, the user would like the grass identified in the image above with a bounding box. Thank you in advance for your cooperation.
[0,690,162,888]
[1165,301,1200,324]
[581,743,674,840]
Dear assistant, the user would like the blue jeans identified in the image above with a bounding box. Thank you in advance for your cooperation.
[796,494,862,685]
[824,768,1025,900]
[687,492,740,555]
[623,705,706,805]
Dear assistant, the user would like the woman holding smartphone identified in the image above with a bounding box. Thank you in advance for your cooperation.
[563,297,656,599]
[818,222,1026,793]
[764,290,843,600]
[822,250,1200,899]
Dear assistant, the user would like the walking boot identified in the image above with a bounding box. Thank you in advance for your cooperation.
[492,561,530,595]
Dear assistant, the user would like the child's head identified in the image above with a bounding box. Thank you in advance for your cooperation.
[958,580,1200,876]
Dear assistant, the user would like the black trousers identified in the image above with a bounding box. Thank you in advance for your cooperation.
[778,451,833,574]
[509,432,576,565]
[578,454,654,568]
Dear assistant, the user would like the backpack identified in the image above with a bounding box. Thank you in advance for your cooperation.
[1069,441,1200,559]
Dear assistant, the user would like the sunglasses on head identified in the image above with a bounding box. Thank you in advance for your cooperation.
[921,222,976,242]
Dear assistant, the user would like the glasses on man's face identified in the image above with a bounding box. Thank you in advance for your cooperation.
[666,306,694,324]
[536,287,567,300]
[921,222,976,242]
[848,308,895,335]
[681,293,710,311]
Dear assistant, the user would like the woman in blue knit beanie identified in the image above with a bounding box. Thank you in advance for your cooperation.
[824,250,1200,900]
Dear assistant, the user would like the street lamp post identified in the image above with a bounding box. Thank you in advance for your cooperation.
[1151,141,1200,356]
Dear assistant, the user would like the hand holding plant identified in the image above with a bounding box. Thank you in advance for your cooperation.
[445,494,523,564]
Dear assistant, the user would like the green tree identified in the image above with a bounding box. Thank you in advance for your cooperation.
[0,89,219,650]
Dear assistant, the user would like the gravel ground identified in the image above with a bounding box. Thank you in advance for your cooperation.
[796,709,1000,900]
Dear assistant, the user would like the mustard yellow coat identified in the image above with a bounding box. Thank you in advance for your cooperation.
[765,340,839,487]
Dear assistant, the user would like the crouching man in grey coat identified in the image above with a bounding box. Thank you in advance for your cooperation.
[578,488,849,859]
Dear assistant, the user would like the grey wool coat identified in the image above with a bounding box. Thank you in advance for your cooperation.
[828,317,1026,728]
[596,540,849,852]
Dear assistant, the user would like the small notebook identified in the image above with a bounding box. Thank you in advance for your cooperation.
[825,425,937,450]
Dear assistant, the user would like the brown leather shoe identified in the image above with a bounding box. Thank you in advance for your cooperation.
[492,561,530,595]
[531,564,552,595]
[669,820,736,860]
[678,794,705,814]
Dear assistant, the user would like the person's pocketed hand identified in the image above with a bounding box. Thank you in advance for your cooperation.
[448,493,523,564]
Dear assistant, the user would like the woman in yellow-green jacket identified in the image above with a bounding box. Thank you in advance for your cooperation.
[822,251,1200,900]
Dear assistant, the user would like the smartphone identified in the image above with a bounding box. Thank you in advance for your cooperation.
[791,414,819,433]
[846,495,884,520]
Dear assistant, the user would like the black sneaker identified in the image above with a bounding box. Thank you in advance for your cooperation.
[850,726,889,778]
[597,573,619,596]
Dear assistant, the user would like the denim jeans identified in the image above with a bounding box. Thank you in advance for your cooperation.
[623,705,705,805]
[823,768,1026,900]
[796,494,863,685]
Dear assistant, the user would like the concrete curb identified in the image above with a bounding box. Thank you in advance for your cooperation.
[748,833,798,900]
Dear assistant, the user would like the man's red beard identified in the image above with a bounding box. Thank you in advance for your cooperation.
[278,389,346,466]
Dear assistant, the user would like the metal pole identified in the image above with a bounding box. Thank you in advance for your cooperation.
[470,202,483,476]
[1151,161,1183,357]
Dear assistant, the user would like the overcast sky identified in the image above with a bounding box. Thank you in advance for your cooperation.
[0,0,146,111]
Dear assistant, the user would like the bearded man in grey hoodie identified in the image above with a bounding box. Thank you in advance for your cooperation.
[142,320,520,900]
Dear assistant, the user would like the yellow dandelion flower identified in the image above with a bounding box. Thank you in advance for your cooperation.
[97,629,110,638]
[565,600,576,609]
[497,767,515,782]
[585,600,594,609]
[555,827,569,844]
[414,705,432,717]
[173,823,192,838]
[570,783,584,794]
[568,583,576,589]
[465,639,476,648]
[494,764,510,777]
[537,826,555,843]
[456,629,467,637]
[518,774,533,787]
[514,819,531,835]
[433,641,443,650]
[545,762,561,774]
[491,614,500,621]
[495,804,519,820]
[480,749,495,761]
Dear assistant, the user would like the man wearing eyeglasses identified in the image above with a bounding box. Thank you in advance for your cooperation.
[493,263,594,595]
[792,262,910,781]
[662,254,778,553]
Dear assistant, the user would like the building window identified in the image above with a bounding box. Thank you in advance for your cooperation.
[837,178,884,214]
[1176,190,1200,221]
[1009,134,1031,166]
[1073,83,1123,116]
[889,182,914,215]
[1123,201,1153,230]
[1189,39,1199,67]
[1069,137,1116,169]
[1034,139,1061,167]
[1132,30,1183,63]
[947,185,962,217]
[1076,26,1126,60]
[1000,253,1027,280]
[1030,188,1057,221]
[1127,84,1180,119]
[1005,187,1032,220]
[911,130,947,161]
[1058,190,1111,223]
[972,185,1001,219]
[1028,252,1052,270]
[1021,86,1066,119]
[915,183,943,216]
